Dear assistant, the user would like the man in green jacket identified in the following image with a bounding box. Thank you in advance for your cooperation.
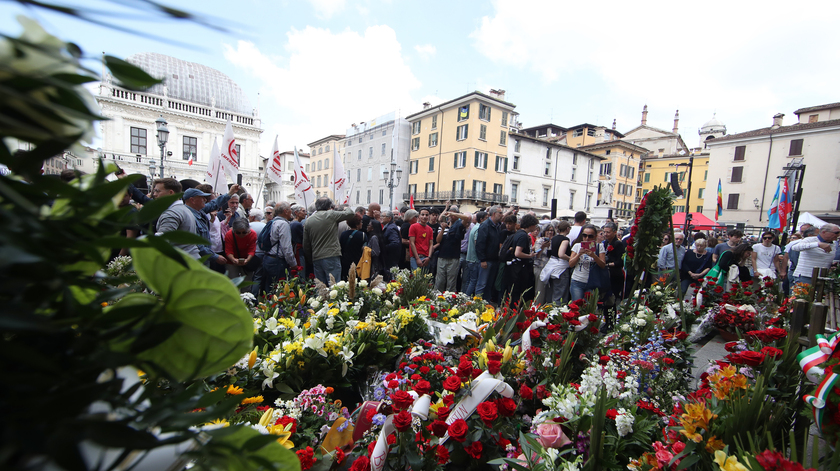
[303,197,354,284]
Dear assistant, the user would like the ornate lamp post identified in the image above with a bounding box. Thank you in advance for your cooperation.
[148,159,156,185]
[155,115,169,179]
[382,160,403,211]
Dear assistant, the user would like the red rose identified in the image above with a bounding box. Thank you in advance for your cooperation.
[676,331,688,340]
[413,380,431,396]
[663,358,675,365]
[724,342,740,352]
[387,380,399,388]
[465,441,483,459]
[429,419,448,437]
[726,351,766,367]
[487,360,502,375]
[296,447,315,470]
[442,394,455,406]
[487,351,503,362]
[333,447,345,464]
[761,346,784,359]
[496,397,517,416]
[436,445,450,464]
[605,409,618,420]
[275,416,297,433]
[387,434,396,445]
[599,355,610,365]
[535,385,550,399]
[448,419,468,442]
[434,364,444,373]
[443,376,461,392]
[436,405,450,421]
[520,384,534,400]
[476,401,498,426]
[419,366,430,374]
[607,245,614,252]
[350,456,370,471]
[393,410,413,432]
[390,390,414,411]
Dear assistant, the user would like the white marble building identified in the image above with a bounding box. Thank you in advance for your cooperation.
[93,53,265,203]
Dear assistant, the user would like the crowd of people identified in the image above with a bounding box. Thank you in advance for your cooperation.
[115,174,840,306]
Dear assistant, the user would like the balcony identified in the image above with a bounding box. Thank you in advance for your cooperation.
[402,190,509,204]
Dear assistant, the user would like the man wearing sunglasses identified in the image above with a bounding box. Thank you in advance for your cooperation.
[786,224,840,285]
[751,232,783,280]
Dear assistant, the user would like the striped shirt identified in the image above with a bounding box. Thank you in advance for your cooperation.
[787,236,836,278]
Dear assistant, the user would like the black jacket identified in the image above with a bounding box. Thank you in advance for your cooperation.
[475,218,501,263]
[383,222,402,268]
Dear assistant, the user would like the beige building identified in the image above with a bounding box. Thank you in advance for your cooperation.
[307,134,345,200]
[405,90,516,211]
[579,139,648,220]
[623,105,690,157]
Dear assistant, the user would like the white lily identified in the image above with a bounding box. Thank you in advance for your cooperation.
[304,335,328,357]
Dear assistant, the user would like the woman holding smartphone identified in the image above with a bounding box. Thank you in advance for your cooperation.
[568,224,606,302]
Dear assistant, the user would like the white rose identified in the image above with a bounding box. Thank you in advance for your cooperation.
[621,324,632,332]
[372,288,383,296]
[634,318,646,327]
[360,280,368,288]
[385,300,393,307]
[329,290,338,299]
[310,300,320,309]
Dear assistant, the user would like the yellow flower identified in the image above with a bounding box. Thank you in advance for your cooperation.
[418,296,427,301]
[248,348,258,369]
[705,436,725,453]
[266,425,294,449]
[449,308,460,317]
[304,322,311,328]
[480,310,494,323]
[713,451,748,471]
[355,322,369,330]
[328,308,340,316]
[241,395,264,405]
[679,422,704,443]
[205,418,229,428]
[258,408,274,427]
[682,402,716,430]
[226,385,244,395]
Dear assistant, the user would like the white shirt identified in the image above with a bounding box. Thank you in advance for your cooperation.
[250,221,266,255]
[568,225,583,244]
[570,242,602,283]
[752,243,780,271]
[787,236,836,278]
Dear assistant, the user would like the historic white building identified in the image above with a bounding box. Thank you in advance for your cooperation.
[506,132,605,219]
[94,53,265,202]
[703,103,840,227]
[624,105,690,156]
[343,111,411,210]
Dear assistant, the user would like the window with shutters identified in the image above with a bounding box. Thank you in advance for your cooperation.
[514,139,521,152]
[474,152,488,169]
[325,158,329,169]
[512,155,520,171]
[428,132,438,147]
[734,145,746,161]
[495,155,508,172]
[568,191,575,209]
[544,161,551,176]
[572,153,578,165]
[452,180,465,194]
[479,124,487,140]
[510,182,518,203]
[428,157,435,172]
[316,175,321,187]
[501,111,508,126]
[235,145,241,164]
[457,105,470,122]
[546,148,551,159]
[454,151,467,169]
[500,131,507,146]
[494,183,503,195]
[379,189,383,204]
[570,167,576,181]
[587,128,596,137]
[409,161,418,174]
[789,139,804,156]
[425,182,435,193]
[600,163,612,176]
[381,143,386,155]
[431,115,437,129]
[130,127,147,154]
[412,121,421,135]
[698,188,705,199]
[182,136,197,160]
[317,160,322,170]
[408,184,416,195]
[411,138,419,151]
[472,180,486,193]
[456,124,468,141]
[727,194,739,210]
[479,104,491,121]
[730,166,743,183]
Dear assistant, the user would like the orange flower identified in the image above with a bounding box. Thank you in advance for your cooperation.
[705,435,725,453]
[241,395,264,405]
[325,387,334,394]
[226,385,244,395]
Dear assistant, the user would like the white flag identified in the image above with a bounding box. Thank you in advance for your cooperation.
[343,182,353,205]
[219,119,239,182]
[267,136,284,186]
[331,145,348,203]
[206,138,226,193]
[292,147,315,208]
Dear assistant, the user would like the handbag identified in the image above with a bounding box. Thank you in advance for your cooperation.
[356,243,373,279]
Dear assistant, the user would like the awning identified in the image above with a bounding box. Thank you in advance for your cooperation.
[671,212,725,231]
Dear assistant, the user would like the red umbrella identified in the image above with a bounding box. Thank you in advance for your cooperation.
[672,212,724,231]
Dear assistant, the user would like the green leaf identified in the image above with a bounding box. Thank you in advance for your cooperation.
[242,434,281,452]
[130,247,252,381]
[135,193,182,224]
[195,426,301,471]
[129,322,182,354]
[159,231,210,246]
[104,55,163,90]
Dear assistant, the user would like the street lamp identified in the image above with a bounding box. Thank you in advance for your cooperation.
[155,115,169,179]
[383,160,403,210]
[148,159,156,183]
[753,198,760,209]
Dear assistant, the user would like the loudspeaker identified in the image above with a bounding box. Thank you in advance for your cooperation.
[670,173,683,197]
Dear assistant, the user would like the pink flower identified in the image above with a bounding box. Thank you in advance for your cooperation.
[535,423,571,449]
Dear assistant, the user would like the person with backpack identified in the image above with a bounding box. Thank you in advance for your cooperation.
[340,215,368,280]
[262,202,297,294]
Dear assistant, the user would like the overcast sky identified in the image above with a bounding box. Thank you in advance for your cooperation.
[4,0,839,155]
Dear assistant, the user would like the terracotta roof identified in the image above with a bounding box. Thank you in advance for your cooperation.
[794,102,840,115]
[710,118,840,142]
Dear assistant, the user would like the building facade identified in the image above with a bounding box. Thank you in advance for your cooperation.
[264,151,311,206]
[703,104,840,227]
[639,152,710,215]
[623,106,690,157]
[94,53,265,203]
[405,90,516,212]
[307,135,345,200]
[343,111,410,209]
[507,132,605,217]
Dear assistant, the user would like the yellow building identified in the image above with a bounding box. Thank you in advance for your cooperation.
[307,134,345,200]
[639,152,710,215]
[405,90,516,211]
[578,139,649,220]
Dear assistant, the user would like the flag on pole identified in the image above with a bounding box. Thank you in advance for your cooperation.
[780,177,791,229]
[188,153,194,166]
[716,179,723,221]
[767,178,782,229]
[266,136,284,186]
[292,147,315,208]
[409,194,415,210]
[331,145,348,202]
[219,119,239,182]
[343,183,353,205]
[206,139,226,193]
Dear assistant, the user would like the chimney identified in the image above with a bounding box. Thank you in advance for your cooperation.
[772,113,784,129]
[422,102,431,110]
[673,110,679,133]
[641,105,648,125]
[489,89,506,101]
[612,118,616,130]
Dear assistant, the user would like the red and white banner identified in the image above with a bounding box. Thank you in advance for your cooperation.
[267,136,284,186]
[293,147,315,208]
[206,139,226,193]
[331,145,348,203]
[219,119,239,182]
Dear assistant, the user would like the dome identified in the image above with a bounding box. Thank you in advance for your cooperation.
[126,52,253,116]
[700,114,726,133]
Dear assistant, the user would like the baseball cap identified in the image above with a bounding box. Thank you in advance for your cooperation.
[183,188,211,200]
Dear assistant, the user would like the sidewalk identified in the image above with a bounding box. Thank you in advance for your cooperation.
[690,332,729,387]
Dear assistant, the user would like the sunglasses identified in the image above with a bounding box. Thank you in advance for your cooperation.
[582,233,596,239]
[763,236,773,240]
